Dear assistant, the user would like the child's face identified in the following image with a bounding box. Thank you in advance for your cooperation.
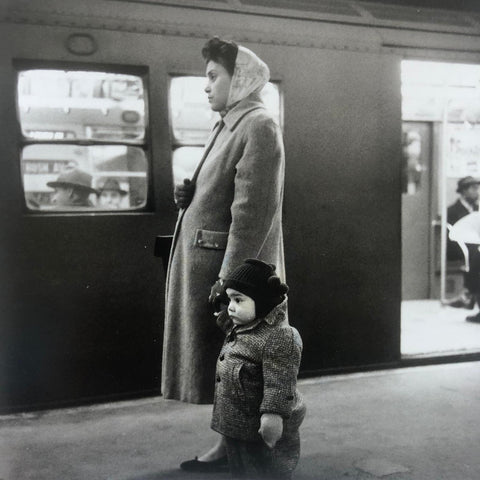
[99,190,122,209]
[226,288,256,325]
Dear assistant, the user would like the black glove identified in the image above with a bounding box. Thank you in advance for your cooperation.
[209,279,229,312]
[215,308,231,331]
[174,178,195,209]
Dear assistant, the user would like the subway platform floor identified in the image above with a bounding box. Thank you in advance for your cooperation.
[1,361,480,480]
[401,299,480,356]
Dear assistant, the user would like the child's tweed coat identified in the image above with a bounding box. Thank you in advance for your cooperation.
[211,300,306,441]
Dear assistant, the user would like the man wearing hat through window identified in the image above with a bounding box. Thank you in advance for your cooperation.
[47,167,98,208]
[96,178,127,210]
[446,176,480,308]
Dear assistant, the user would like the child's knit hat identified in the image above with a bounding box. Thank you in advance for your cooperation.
[223,259,289,317]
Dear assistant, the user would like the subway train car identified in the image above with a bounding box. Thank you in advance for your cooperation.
[1,0,480,413]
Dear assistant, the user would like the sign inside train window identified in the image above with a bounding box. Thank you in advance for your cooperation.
[446,124,480,177]
[17,69,148,212]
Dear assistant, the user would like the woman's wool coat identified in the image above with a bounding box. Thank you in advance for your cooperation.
[211,301,306,441]
[162,94,286,404]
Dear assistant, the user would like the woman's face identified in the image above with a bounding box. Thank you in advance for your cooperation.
[205,60,232,112]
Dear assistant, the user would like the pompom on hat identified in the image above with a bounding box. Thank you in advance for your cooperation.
[223,259,288,318]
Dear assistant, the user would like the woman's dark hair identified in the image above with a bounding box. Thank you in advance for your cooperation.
[201,37,238,76]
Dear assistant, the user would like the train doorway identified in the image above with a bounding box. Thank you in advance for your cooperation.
[401,60,480,358]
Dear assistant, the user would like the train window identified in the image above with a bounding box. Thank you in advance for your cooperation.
[16,69,149,212]
[170,77,218,145]
[22,145,148,211]
[17,70,146,143]
[169,75,281,181]
[172,146,204,186]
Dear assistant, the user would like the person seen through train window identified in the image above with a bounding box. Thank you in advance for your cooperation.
[47,167,97,208]
[96,178,127,209]
[448,210,480,324]
[163,37,286,471]
[446,176,480,309]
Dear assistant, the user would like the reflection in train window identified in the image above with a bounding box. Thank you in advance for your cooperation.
[16,69,149,212]
[17,70,146,142]
[169,76,281,181]
[22,145,148,211]
[172,147,204,186]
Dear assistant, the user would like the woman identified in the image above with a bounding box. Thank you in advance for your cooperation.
[162,37,286,467]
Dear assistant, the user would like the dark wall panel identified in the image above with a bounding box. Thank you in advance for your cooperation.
[1,22,403,411]
[276,47,402,371]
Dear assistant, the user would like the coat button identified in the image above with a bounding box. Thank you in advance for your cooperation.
[216,376,221,382]
[219,354,225,361]
[214,243,219,248]
[198,239,204,245]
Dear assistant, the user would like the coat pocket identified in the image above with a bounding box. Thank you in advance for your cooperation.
[232,363,244,397]
[233,363,260,416]
[194,229,228,250]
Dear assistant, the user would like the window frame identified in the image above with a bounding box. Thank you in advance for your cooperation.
[167,72,284,186]
[13,59,153,215]
[168,73,284,149]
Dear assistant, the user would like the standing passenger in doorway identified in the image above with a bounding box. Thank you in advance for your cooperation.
[446,176,480,309]
[448,210,480,324]
[162,37,286,470]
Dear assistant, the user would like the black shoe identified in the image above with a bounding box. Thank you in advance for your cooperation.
[180,455,229,473]
[446,295,475,309]
[466,313,480,323]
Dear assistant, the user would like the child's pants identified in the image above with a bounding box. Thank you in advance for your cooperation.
[225,430,301,479]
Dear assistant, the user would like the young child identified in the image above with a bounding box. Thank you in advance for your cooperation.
[211,259,306,479]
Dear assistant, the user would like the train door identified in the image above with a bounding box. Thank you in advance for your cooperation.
[1,60,176,412]
[400,60,480,358]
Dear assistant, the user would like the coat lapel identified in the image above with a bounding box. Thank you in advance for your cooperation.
[190,99,264,183]
[191,119,225,183]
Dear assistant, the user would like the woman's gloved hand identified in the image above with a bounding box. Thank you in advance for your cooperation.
[258,413,283,449]
[174,179,195,209]
[209,279,228,312]
[215,307,230,330]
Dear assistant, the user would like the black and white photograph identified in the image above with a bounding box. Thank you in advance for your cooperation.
[1,0,480,479]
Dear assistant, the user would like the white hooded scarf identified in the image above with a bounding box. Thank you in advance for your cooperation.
[226,45,270,107]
